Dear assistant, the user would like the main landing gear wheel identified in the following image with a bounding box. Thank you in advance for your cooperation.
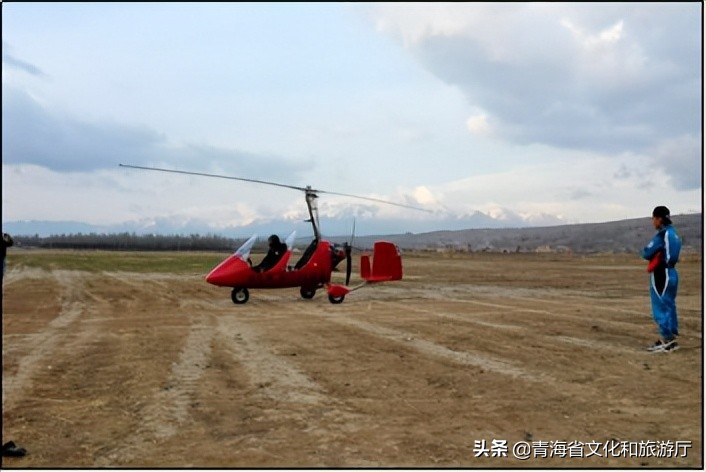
[328,294,345,304]
[231,287,249,304]
[300,287,316,299]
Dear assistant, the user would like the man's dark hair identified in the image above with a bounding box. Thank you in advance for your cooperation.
[652,206,672,225]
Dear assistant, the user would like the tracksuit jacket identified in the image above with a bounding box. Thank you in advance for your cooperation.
[641,224,681,341]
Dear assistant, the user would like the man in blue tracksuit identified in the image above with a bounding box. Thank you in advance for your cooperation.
[641,206,681,352]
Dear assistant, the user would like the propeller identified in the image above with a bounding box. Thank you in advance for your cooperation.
[345,244,352,286]
[344,218,355,286]
[331,219,355,285]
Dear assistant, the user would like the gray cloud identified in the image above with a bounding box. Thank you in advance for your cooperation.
[649,135,702,191]
[2,86,163,171]
[416,31,697,153]
[568,189,593,201]
[2,86,312,180]
[373,4,701,187]
[613,164,632,180]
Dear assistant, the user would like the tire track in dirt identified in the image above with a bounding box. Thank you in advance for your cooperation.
[307,296,693,427]
[385,301,638,355]
[183,299,381,466]
[91,271,219,465]
[95,315,216,466]
[423,294,702,339]
[102,271,188,291]
[193,297,403,412]
[369,282,700,322]
[290,301,661,411]
[291,303,532,381]
[425,286,701,322]
[426,294,644,327]
[2,266,51,287]
[2,270,87,411]
[508,293,703,324]
[216,308,327,405]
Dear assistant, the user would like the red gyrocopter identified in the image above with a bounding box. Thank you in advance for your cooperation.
[119,164,428,304]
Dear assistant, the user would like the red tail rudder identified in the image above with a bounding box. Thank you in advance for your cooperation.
[362,241,402,282]
[360,254,371,280]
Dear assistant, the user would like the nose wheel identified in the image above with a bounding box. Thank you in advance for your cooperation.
[231,287,249,304]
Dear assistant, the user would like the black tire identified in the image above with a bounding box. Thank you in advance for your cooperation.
[300,287,316,299]
[231,287,249,304]
[328,294,345,304]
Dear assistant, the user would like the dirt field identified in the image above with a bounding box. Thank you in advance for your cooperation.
[2,250,702,468]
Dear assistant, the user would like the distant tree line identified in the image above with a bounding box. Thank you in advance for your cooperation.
[12,233,250,252]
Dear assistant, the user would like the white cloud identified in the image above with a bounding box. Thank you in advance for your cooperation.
[466,113,492,136]
[561,19,624,49]
[412,185,439,206]
[410,147,700,224]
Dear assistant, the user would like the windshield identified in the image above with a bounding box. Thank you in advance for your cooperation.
[234,234,257,261]
[284,230,296,250]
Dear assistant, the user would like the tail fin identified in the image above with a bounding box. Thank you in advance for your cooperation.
[360,254,371,280]
[361,241,402,282]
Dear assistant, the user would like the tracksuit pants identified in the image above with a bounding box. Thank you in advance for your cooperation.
[650,267,679,341]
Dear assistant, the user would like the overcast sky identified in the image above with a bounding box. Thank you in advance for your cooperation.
[2,3,702,237]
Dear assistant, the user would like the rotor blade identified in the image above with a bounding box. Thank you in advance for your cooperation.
[119,164,307,193]
[315,189,432,213]
[119,164,431,212]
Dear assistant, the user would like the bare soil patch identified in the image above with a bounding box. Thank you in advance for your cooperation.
[2,252,702,467]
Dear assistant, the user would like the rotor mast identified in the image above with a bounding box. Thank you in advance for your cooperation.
[304,187,321,242]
